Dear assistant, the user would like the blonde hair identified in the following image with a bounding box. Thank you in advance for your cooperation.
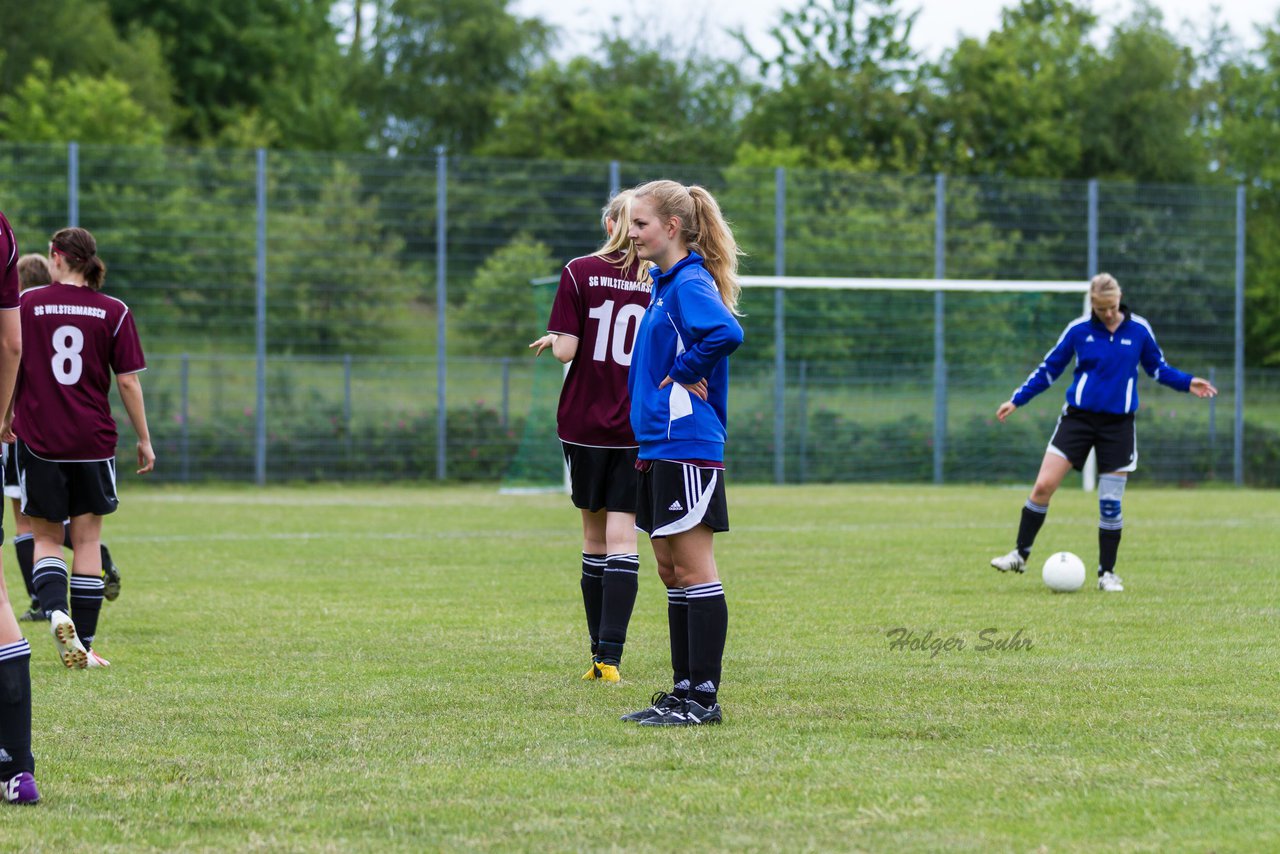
[632,179,742,314]
[1090,273,1121,300]
[17,253,51,289]
[594,189,644,277]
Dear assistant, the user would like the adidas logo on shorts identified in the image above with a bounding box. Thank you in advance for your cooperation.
[668,500,684,511]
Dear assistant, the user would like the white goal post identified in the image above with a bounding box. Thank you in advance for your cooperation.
[738,276,1098,491]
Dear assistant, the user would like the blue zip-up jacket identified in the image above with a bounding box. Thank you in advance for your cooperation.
[1011,306,1193,414]
[628,251,744,461]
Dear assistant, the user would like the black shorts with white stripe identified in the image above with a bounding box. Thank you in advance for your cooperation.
[15,439,119,522]
[1048,406,1137,473]
[635,459,729,538]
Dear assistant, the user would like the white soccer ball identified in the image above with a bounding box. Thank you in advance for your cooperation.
[1042,551,1086,593]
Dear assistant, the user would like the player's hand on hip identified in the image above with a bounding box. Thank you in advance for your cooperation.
[136,440,156,474]
[659,375,708,401]
[996,401,1017,422]
[1189,377,1218,398]
[528,334,555,356]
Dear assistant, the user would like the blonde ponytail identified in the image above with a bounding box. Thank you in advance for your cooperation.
[632,180,743,314]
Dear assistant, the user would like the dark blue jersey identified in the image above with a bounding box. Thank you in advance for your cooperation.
[627,252,743,462]
[1011,306,1192,415]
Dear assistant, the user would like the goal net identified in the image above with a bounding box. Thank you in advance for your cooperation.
[501,276,1096,492]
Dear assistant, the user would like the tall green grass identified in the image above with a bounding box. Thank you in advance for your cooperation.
[4,484,1276,851]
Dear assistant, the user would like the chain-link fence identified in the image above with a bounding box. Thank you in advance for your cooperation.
[2,143,1267,488]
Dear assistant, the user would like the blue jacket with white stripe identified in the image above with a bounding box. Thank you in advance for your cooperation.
[1011,306,1193,415]
[628,251,743,461]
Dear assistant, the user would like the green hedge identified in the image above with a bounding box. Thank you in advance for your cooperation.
[144,402,1280,487]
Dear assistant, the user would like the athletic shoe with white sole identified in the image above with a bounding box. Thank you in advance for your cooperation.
[1097,571,1124,592]
[2,772,39,805]
[49,610,87,669]
[86,649,111,668]
[990,549,1027,573]
[620,691,684,723]
[638,698,723,727]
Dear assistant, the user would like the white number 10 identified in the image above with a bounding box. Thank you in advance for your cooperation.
[51,325,85,385]
[586,300,643,366]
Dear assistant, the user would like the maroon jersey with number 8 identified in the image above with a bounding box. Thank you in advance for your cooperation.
[14,282,146,461]
[547,251,651,447]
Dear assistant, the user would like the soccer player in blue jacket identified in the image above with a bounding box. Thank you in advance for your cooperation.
[990,273,1218,591]
[619,180,743,726]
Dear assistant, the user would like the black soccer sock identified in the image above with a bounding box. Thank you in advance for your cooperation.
[69,575,106,648]
[100,543,115,572]
[0,640,34,778]
[667,587,690,698]
[12,533,35,603]
[686,581,728,708]
[1016,499,1049,559]
[596,553,639,664]
[1098,528,1122,575]
[62,521,72,549]
[32,556,69,617]
[580,553,606,658]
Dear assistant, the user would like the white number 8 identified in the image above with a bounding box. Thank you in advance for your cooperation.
[51,325,84,385]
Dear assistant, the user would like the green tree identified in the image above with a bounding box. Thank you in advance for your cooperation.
[938,0,1101,178]
[738,0,940,173]
[0,0,175,137]
[105,0,366,149]
[0,60,165,145]
[478,32,745,164]
[454,235,556,357]
[360,0,551,155]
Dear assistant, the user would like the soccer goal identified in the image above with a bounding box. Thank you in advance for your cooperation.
[502,275,1097,492]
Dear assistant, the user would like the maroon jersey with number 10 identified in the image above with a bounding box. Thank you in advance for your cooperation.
[14,282,146,461]
[547,251,651,447]
[0,212,20,309]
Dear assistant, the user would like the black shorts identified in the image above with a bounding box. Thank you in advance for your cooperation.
[635,459,729,538]
[562,443,639,513]
[15,439,119,522]
[1,442,18,499]
[1048,406,1138,473]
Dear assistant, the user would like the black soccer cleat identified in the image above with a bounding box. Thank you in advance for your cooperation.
[102,553,121,602]
[637,698,722,727]
[620,691,684,723]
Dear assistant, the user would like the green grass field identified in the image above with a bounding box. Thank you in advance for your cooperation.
[3,483,1277,851]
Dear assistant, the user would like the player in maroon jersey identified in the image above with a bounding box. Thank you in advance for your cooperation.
[4,254,122,622]
[528,190,652,682]
[6,227,155,671]
[0,210,38,804]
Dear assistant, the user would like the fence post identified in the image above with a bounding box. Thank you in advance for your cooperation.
[254,148,267,486]
[67,142,79,227]
[609,160,620,198]
[1234,184,1245,487]
[773,166,787,484]
[500,357,510,428]
[180,354,190,482]
[343,354,353,464]
[1081,179,1100,492]
[436,147,449,481]
[798,360,808,485]
[1208,365,1216,478]
[932,173,946,485]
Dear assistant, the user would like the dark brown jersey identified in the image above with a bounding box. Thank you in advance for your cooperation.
[546,251,651,447]
[0,212,19,309]
[14,283,146,461]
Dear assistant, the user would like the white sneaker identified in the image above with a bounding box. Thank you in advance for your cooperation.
[85,649,111,668]
[990,549,1027,573]
[1097,571,1124,592]
[49,610,88,669]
